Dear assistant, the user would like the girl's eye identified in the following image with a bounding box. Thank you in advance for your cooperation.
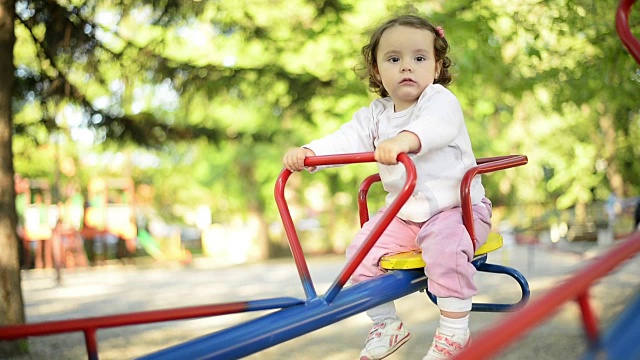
[416,56,426,62]
[389,56,400,63]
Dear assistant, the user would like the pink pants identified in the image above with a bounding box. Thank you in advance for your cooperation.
[346,197,492,299]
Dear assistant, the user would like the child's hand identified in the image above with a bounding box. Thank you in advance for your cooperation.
[283,147,316,172]
[375,131,420,165]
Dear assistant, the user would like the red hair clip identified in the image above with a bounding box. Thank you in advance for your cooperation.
[435,26,445,38]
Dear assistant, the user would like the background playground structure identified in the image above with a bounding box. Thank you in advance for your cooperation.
[14,174,195,270]
[82,176,138,263]
[17,178,56,269]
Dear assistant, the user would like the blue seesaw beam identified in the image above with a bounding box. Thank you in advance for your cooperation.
[138,269,427,360]
[582,289,640,360]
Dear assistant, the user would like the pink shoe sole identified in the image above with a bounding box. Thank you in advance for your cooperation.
[360,331,412,360]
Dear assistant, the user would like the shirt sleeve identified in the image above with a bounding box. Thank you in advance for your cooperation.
[402,86,464,156]
[304,106,376,156]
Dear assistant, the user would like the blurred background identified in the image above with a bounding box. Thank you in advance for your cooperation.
[7,0,640,270]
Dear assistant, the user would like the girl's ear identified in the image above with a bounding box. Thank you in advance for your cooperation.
[373,64,384,88]
[435,60,443,79]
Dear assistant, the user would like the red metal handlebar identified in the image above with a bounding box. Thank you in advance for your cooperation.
[275,152,417,302]
[616,0,640,65]
[358,174,382,227]
[357,155,528,252]
[461,155,529,251]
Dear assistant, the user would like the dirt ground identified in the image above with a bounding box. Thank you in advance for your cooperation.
[2,240,640,360]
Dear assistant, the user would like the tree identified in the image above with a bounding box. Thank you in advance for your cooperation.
[0,0,27,355]
[9,0,376,262]
[436,0,639,223]
[512,0,639,216]
[3,2,371,343]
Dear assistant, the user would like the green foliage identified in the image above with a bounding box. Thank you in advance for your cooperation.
[9,0,640,249]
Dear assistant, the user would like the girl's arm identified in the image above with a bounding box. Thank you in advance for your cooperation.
[304,106,377,156]
[282,106,375,172]
[374,131,420,165]
[403,87,464,155]
[283,147,316,172]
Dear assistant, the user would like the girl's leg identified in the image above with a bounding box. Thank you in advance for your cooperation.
[347,209,421,321]
[346,208,422,284]
[416,197,492,300]
[348,209,421,360]
[417,198,492,359]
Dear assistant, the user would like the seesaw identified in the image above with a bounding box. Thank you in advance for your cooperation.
[139,152,530,359]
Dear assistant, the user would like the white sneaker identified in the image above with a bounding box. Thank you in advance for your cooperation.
[422,328,470,360]
[359,319,411,360]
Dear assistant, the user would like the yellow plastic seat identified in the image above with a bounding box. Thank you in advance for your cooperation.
[380,233,504,270]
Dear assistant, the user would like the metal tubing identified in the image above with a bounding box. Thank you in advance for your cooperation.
[453,231,640,359]
[472,262,531,312]
[577,291,601,347]
[323,154,416,303]
[616,0,640,64]
[274,169,317,299]
[356,155,528,254]
[0,297,303,339]
[138,270,427,360]
[275,152,417,304]
[274,152,399,300]
[460,155,528,251]
[358,174,381,227]
[85,328,98,360]
[424,257,530,312]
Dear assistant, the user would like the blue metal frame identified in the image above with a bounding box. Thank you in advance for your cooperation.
[582,289,640,360]
[139,270,428,360]
[426,255,531,312]
[140,258,530,359]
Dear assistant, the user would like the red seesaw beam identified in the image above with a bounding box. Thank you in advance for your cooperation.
[453,230,640,359]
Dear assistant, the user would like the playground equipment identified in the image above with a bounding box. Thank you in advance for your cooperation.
[138,228,192,263]
[0,152,530,359]
[19,178,56,269]
[617,0,640,64]
[15,175,88,273]
[83,177,137,261]
[53,181,90,269]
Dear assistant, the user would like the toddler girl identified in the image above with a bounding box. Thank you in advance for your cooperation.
[283,14,492,360]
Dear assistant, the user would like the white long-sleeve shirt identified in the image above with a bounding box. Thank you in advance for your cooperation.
[305,84,485,222]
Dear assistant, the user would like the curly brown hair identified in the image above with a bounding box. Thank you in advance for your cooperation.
[356,14,452,98]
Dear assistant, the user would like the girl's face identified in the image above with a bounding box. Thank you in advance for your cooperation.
[374,25,440,112]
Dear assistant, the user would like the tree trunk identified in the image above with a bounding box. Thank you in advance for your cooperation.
[240,161,270,260]
[598,113,625,197]
[0,0,27,355]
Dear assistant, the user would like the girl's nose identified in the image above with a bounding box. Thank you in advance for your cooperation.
[401,63,412,72]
